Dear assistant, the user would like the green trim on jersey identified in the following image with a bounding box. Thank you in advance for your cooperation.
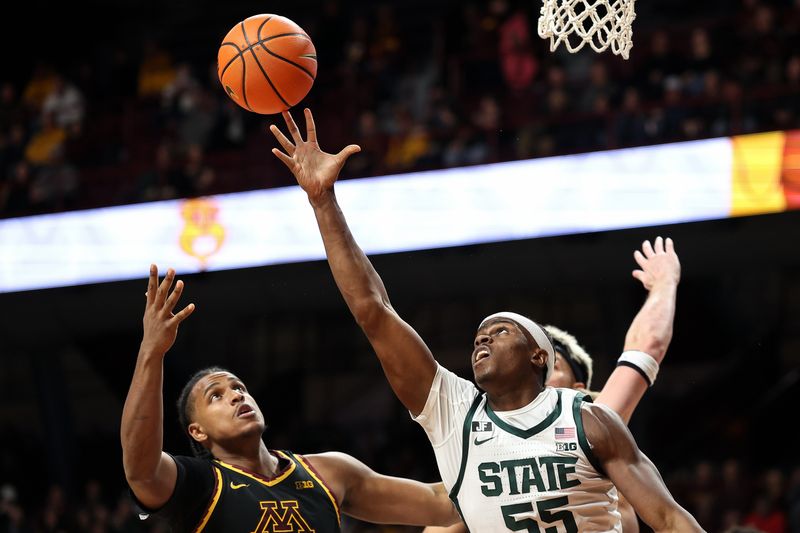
[484,389,563,439]
[573,392,607,477]
[452,499,472,533]
[449,392,484,503]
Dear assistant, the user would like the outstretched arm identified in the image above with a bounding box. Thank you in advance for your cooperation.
[596,237,680,423]
[121,265,195,510]
[270,109,437,415]
[582,403,703,532]
[305,453,460,527]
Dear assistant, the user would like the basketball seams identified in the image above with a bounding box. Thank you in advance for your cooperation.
[258,45,317,81]
[240,20,290,110]
[238,22,255,112]
[218,34,312,80]
[218,42,243,80]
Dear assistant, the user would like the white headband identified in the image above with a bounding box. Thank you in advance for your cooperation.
[479,312,555,381]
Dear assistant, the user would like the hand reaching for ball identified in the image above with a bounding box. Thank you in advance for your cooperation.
[270,108,361,204]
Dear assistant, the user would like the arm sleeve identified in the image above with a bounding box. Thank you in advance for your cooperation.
[129,455,215,529]
[410,364,479,447]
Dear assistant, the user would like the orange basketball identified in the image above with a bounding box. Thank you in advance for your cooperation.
[217,14,317,115]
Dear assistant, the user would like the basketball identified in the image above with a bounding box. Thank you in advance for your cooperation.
[217,14,317,115]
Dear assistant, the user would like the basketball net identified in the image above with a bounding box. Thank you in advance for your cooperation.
[537,0,636,59]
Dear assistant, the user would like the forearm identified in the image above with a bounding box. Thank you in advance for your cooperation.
[595,367,648,424]
[623,282,678,363]
[311,190,392,327]
[349,478,459,526]
[121,346,166,481]
[652,508,704,532]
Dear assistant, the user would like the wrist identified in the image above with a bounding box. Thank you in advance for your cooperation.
[138,343,167,361]
[308,189,336,209]
[617,350,659,386]
[649,278,680,292]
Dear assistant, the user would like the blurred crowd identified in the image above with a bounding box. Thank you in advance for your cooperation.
[2,459,799,532]
[1,0,799,218]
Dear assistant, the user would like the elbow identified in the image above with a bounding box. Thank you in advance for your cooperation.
[122,450,158,486]
[352,296,392,334]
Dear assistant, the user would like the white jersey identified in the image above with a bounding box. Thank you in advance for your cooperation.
[413,365,621,532]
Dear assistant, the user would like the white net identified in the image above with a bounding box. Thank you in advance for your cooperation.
[537,0,636,60]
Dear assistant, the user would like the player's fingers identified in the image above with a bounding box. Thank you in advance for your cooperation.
[269,125,295,155]
[304,108,317,144]
[155,268,175,307]
[170,303,196,325]
[632,270,646,283]
[666,237,675,253]
[642,239,655,258]
[633,250,647,269]
[272,148,296,170]
[146,264,158,305]
[282,110,303,143]
[654,236,664,254]
[164,279,184,314]
[336,144,361,164]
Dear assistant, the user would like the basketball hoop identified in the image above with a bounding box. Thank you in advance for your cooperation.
[537,0,636,60]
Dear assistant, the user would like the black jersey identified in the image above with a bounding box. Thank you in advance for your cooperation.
[134,450,341,533]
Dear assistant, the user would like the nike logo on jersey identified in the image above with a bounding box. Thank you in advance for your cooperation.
[230,481,250,490]
[474,436,496,446]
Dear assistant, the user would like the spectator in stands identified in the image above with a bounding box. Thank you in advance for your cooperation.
[788,467,800,533]
[0,83,25,128]
[640,30,680,101]
[180,144,216,197]
[614,87,647,146]
[133,142,186,202]
[743,495,788,533]
[137,40,176,100]
[498,7,537,92]
[1,160,33,215]
[0,483,25,533]
[24,112,65,167]
[41,74,85,133]
[28,148,79,211]
[22,63,57,113]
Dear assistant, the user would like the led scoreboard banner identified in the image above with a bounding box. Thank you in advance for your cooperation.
[1,131,797,293]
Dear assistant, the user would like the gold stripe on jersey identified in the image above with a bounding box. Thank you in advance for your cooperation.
[215,452,297,487]
[194,464,223,533]
[296,455,341,525]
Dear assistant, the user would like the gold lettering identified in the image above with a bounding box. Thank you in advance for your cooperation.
[251,500,316,533]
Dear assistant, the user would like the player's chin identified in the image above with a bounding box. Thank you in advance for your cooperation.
[473,365,494,388]
[236,417,266,435]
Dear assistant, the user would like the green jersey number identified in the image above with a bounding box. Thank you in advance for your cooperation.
[501,496,578,533]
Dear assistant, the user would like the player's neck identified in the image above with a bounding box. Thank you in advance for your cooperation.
[214,439,280,477]
[486,383,546,412]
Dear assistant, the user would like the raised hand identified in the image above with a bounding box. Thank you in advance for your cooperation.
[632,237,681,291]
[141,264,195,356]
[269,108,361,204]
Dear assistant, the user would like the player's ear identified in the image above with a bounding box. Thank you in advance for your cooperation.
[188,422,208,443]
[530,348,548,370]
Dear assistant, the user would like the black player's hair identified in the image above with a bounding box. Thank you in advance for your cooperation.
[177,366,229,459]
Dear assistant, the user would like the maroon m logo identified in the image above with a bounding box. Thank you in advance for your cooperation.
[252,500,315,533]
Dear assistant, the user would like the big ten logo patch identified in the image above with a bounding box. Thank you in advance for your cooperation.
[295,480,314,490]
[556,442,577,452]
[179,198,225,269]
